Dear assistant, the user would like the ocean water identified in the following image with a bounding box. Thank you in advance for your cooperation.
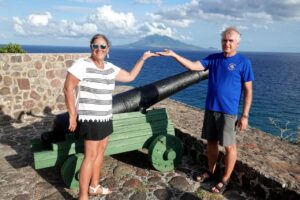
[22,45,300,140]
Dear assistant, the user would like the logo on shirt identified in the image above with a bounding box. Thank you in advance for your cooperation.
[228,63,236,71]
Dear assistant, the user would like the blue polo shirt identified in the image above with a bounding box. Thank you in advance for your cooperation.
[200,53,254,115]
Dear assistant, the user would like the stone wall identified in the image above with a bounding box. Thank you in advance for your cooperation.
[0,53,88,121]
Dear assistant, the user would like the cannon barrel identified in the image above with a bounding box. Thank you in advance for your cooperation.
[113,70,208,113]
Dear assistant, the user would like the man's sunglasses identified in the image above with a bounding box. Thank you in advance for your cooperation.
[91,44,107,50]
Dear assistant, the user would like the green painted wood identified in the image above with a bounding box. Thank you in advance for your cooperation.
[31,108,177,174]
[112,108,168,120]
[148,135,183,172]
[61,153,83,189]
[105,142,147,156]
[34,133,166,169]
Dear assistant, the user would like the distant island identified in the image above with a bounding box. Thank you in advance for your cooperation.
[115,34,217,51]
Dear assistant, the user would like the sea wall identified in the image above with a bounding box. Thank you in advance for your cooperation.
[1,54,299,199]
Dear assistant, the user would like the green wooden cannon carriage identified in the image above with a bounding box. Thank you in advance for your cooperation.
[30,70,209,189]
[30,108,183,189]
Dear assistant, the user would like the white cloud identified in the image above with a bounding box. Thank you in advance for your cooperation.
[14,23,25,35]
[54,5,92,13]
[70,0,109,3]
[139,22,174,37]
[220,24,249,33]
[13,12,54,35]
[152,0,300,25]
[179,34,192,41]
[13,12,97,37]
[252,24,269,30]
[135,0,162,5]
[28,12,52,26]
[87,5,138,36]
[12,16,23,25]
[147,13,193,28]
[11,5,178,41]
[58,20,98,36]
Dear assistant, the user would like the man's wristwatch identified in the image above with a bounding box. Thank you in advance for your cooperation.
[242,115,249,119]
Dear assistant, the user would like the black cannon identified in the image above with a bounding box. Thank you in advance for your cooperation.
[31,70,208,189]
[41,70,209,144]
[112,70,209,113]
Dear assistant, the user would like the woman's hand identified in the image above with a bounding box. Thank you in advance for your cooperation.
[141,50,159,60]
[156,49,176,57]
[68,114,77,132]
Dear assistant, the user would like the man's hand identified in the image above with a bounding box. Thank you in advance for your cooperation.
[237,116,248,132]
[156,49,176,57]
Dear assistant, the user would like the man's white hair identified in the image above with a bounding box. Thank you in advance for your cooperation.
[222,26,241,42]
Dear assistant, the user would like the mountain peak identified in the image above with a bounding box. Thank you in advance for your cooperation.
[117,34,216,51]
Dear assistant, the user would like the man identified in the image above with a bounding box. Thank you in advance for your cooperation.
[157,26,254,194]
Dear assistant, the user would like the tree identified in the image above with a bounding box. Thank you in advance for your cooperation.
[0,43,26,53]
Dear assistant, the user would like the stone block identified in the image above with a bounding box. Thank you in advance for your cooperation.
[3,76,12,86]
[0,87,11,95]
[28,69,38,78]
[11,55,22,63]
[23,55,32,62]
[23,100,35,108]
[65,60,74,68]
[30,91,41,101]
[34,61,43,70]
[46,70,55,79]
[17,79,30,90]
[2,63,10,70]
[51,79,62,88]
[56,94,65,103]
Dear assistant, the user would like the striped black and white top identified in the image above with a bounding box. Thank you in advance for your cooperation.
[68,58,120,122]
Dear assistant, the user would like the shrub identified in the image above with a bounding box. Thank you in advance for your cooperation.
[0,43,26,53]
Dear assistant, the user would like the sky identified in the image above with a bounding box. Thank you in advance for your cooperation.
[1,0,300,53]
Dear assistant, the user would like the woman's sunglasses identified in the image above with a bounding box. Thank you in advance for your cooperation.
[91,44,107,50]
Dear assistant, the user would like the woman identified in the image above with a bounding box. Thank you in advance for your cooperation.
[64,34,157,200]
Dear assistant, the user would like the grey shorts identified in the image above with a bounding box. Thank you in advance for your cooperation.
[202,110,237,146]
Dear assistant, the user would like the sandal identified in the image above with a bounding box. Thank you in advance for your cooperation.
[89,185,112,196]
[210,180,228,194]
[193,170,215,183]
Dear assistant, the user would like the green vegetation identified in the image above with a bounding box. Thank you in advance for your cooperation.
[0,43,26,53]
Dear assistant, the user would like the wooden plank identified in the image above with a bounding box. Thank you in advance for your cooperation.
[33,135,151,169]
[105,142,146,156]
[50,124,173,151]
[113,118,170,127]
[112,123,174,136]
[110,129,174,141]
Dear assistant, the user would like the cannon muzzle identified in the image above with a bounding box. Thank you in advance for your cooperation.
[113,70,208,113]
